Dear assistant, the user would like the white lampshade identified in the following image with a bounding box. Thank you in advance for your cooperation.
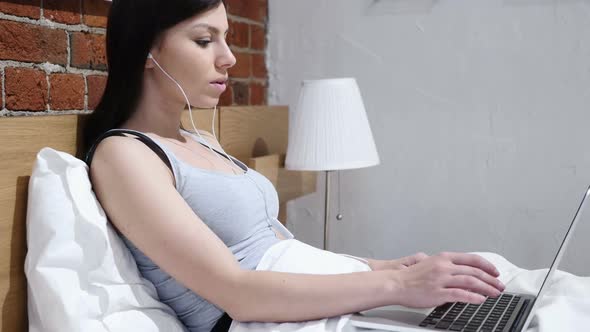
[285,78,380,171]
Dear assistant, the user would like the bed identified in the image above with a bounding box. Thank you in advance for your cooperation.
[0,105,316,331]
[2,107,589,332]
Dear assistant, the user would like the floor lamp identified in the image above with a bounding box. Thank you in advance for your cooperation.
[285,78,380,250]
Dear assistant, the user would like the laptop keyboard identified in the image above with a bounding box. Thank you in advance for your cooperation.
[418,294,520,331]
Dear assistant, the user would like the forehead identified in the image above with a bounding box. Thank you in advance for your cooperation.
[189,22,228,34]
[181,3,229,33]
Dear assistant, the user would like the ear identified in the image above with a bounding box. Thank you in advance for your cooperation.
[146,35,164,69]
[145,47,158,69]
[145,49,158,69]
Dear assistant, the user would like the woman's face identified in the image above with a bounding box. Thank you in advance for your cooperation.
[148,3,236,108]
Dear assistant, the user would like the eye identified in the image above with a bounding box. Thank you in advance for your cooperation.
[195,39,212,47]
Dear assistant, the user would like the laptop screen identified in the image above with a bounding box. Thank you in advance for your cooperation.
[522,185,590,330]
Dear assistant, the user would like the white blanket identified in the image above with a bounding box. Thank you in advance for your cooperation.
[229,239,590,332]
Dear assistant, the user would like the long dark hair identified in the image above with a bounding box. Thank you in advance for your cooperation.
[82,0,223,156]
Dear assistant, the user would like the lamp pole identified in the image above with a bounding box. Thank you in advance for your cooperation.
[324,170,331,250]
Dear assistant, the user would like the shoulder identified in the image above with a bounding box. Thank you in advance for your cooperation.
[89,134,175,187]
[92,134,161,167]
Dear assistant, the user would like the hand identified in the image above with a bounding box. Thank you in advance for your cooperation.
[370,252,429,271]
[390,252,505,308]
[388,252,429,270]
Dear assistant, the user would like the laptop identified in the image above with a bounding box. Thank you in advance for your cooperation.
[349,185,590,332]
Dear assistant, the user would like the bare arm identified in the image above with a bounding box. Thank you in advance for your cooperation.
[90,136,397,322]
[91,136,504,323]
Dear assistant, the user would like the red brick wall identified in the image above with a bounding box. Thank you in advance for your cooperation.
[225,0,269,106]
[0,0,268,117]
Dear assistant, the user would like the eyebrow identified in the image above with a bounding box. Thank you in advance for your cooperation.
[191,23,229,35]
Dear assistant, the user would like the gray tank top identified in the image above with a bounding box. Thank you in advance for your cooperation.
[107,129,294,332]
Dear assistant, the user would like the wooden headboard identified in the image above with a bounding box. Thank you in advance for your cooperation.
[0,106,315,331]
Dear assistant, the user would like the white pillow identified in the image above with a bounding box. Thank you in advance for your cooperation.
[24,148,187,332]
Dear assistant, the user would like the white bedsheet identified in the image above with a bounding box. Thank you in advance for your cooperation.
[229,239,590,332]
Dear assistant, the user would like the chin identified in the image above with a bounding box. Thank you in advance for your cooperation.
[190,98,219,109]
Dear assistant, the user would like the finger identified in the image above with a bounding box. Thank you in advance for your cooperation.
[390,264,408,270]
[452,265,505,292]
[445,275,502,298]
[401,253,428,266]
[445,253,500,277]
[409,252,428,265]
[398,256,417,267]
[389,260,409,270]
[443,288,486,305]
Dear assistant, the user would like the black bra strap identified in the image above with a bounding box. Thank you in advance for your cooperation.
[85,129,173,173]
[211,312,232,332]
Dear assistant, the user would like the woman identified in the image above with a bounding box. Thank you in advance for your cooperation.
[82,1,505,332]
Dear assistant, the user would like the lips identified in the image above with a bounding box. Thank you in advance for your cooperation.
[209,80,227,93]
[210,78,228,84]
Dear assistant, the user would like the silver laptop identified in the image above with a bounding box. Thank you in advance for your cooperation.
[350,185,590,332]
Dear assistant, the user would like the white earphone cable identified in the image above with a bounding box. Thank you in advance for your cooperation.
[149,53,243,174]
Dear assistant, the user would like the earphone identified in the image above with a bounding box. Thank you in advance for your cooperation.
[147,52,241,174]
[148,52,295,239]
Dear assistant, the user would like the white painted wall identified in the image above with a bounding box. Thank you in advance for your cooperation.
[268,0,590,275]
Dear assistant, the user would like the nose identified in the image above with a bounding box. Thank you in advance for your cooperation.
[216,39,236,70]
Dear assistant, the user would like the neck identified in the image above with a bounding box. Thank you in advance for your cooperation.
[122,109,183,140]
[121,74,186,140]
